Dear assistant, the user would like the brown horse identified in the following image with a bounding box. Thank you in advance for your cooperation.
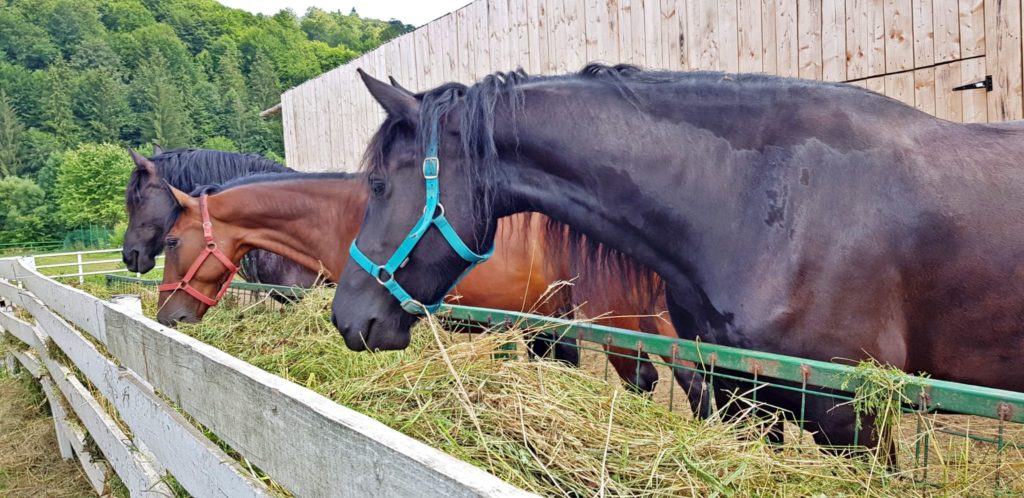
[155,171,708,412]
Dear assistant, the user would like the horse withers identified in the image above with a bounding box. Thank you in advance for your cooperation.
[330,65,1024,450]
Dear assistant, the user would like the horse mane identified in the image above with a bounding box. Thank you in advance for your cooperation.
[126,148,293,208]
[188,171,364,197]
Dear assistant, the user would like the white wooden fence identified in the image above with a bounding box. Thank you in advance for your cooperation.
[0,256,533,498]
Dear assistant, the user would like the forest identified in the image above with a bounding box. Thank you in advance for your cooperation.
[0,0,412,248]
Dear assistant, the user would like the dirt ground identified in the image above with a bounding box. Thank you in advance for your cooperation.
[0,372,96,498]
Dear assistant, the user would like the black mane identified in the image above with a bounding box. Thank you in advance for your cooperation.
[189,171,364,197]
[126,148,292,208]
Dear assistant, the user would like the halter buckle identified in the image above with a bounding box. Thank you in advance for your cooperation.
[375,267,394,286]
[423,157,439,179]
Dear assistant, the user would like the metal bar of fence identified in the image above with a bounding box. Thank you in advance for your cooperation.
[36,258,141,269]
[101,275,1024,425]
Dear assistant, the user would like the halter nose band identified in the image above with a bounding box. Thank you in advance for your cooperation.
[348,119,494,315]
[158,194,240,307]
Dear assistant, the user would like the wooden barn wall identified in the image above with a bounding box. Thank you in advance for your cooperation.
[281,0,1024,172]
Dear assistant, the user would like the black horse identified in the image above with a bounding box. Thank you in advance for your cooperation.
[330,64,1024,450]
[123,147,319,288]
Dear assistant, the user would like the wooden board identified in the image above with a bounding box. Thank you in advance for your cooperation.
[689,0,719,69]
[934,60,964,121]
[776,0,799,76]
[15,289,273,498]
[719,0,740,72]
[761,0,778,73]
[525,0,543,72]
[822,0,845,81]
[961,56,988,122]
[738,0,764,72]
[913,0,935,66]
[959,0,985,57]
[885,71,915,104]
[489,0,512,71]
[662,0,684,69]
[40,352,172,497]
[798,0,823,79]
[985,0,1023,121]
[933,0,960,63]
[645,0,665,68]
[913,66,937,113]
[885,0,914,72]
[566,0,588,70]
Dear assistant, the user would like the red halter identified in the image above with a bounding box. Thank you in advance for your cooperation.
[158,194,240,307]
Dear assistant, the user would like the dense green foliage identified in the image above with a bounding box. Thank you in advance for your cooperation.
[55,143,133,228]
[0,0,413,248]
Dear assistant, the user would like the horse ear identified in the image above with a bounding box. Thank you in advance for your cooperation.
[152,143,164,156]
[127,147,157,176]
[388,75,413,96]
[359,68,418,122]
[167,185,198,210]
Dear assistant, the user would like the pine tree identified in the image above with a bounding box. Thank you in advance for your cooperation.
[75,69,131,143]
[212,39,252,150]
[40,60,81,146]
[247,49,280,110]
[0,90,25,177]
[136,51,192,148]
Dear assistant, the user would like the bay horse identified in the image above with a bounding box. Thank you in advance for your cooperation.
[123,147,318,288]
[155,171,709,413]
[329,65,1024,450]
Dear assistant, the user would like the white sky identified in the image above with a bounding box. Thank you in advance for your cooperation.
[219,0,472,27]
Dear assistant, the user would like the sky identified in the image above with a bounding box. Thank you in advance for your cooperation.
[219,0,473,27]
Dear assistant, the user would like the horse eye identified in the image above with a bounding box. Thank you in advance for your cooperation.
[165,238,179,249]
[370,179,387,198]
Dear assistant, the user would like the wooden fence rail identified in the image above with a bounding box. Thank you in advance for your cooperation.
[0,256,533,498]
[281,0,1024,172]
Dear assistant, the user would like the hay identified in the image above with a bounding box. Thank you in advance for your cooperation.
[0,371,96,498]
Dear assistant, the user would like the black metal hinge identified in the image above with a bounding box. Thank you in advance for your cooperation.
[953,75,993,92]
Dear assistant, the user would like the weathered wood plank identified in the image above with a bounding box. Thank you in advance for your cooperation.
[776,0,799,76]
[566,0,588,70]
[473,0,492,77]
[689,0,719,69]
[662,0,683,69]
[537,0,554,73]
[643,0,664,67]
[960,56,988,122]
[959,0,984,57]
[934,60,964,121]
[457,6,477,80]
[39,375,96,490]
[822,0,846,81]
[846,0,870,79]
[913,0,934,66]
[798,0,823,79]
[40,352,172,497]
[629,0,648,65]
[100,307,535,498]
[914,67,937,114]
[15,287,271,498]
[985,0,1023,121]
[10,349,43,378]
[0,308,45,352]
[885,0,914,72]
[863,74,887,92]
[0,258,105,341]
[489,0,512,71]
[933,0,960,63]
[738,0,763,72]
[719,0,740,72]
[550,0,570,70]
[510,0,530,70]
[885,71,915,104]
[761,0,778,73]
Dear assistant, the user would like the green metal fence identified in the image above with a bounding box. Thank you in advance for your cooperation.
[103,274,1024,490]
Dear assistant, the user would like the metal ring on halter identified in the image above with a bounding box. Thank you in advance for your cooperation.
[422,202,445,218]
[376,267,394,285]
[207,242,217,249]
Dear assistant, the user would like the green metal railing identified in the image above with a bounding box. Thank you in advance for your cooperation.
[103,275,1024,489]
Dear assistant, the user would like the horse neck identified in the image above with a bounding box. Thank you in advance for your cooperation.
[208,176,367,282]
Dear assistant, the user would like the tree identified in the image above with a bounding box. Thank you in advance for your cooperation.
[75,69,132,143]
[247,48,280,110]
[40,61,81,146]
[201,135,237,152]
[0,176,54,243]
[55,143,133,228]
[0,91,25,177]
[0,7,60,69]
[18,129,62,180]
[134,52,193,148]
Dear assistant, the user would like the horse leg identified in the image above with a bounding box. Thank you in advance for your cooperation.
[606,346,660,393]
[638,315,713,419]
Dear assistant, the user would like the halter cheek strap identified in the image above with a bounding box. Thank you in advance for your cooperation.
[348,119,494,315]
[158,194,240,307]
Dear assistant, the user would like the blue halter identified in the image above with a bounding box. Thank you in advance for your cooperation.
[348,120,494,314]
